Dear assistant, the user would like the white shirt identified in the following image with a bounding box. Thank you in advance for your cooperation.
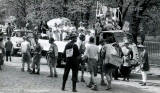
[84,43,99,60]
[21,41,30,53]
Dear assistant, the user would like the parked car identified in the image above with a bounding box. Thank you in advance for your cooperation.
[38,35,69,66]
[97,30,139,74]
[10,29,35,56]
[100,30,139,61]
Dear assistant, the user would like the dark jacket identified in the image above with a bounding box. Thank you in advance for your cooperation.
[141,50,150,71]
[64,41,80,63]
[5,41,13,51]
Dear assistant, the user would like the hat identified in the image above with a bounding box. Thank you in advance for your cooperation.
[137,44,146,48]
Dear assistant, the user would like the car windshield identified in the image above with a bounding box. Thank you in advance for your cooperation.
[13,31,33,37]
[114,32,125,43]
[102,32,125,43]
[102,33,116,43]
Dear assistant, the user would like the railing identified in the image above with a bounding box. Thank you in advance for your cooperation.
[144,41,160,57]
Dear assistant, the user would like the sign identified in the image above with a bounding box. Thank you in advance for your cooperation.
[66,48,73,57]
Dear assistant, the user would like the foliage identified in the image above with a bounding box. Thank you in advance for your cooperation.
[1,0,160,36]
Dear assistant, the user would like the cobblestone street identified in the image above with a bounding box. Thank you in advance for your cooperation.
[0,57,159,93]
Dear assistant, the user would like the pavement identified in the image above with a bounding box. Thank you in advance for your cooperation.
[0,57,160,93]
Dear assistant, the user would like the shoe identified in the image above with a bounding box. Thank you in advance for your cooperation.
[81,78,85,82]
[72,89,77,92]
[139,82,143,84]
[106,87,111,90]
[30,71,35,74]
[126,79,130,82]
[47,75,53,78]
[27,69,31,72]
[91,85,98,91]
[114,78,119,80]
[141,83,146,86]
[87,82,94,88]
[35,72,40,75]
[101,80,107,86]
[61,87,65,91]
[54,74,58,77]
[30,69,35,74]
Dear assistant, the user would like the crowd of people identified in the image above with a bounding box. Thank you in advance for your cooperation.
[0,19,150,92]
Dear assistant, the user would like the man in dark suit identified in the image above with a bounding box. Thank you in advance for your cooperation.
[62,33,80,92]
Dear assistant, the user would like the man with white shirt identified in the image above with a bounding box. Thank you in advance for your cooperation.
[21,36,31,72]
[84,37,99,91]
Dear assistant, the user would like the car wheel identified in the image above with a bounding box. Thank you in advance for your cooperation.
[57,59,62,67]
[12,49,17,56]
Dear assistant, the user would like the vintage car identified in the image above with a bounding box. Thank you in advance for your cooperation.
[100,30,139,60]
[38,35,69,66]
[10,29,35,55]
[97,30,139,74]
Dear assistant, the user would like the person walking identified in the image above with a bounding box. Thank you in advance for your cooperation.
[112,43,123,80]
[47,37,58,77]
[5,37,13,62]
[137,44,150,86]
[76,34,86,82]
[62,33,80,92]
[99,40,107,85]
[6,23,13,37]
[30,37,42,74]
[21,36,32,72]
[102,39,118,90]
[84,37,99,91]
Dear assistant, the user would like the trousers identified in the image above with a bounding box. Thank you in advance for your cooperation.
[6,51,11,61]
[141,71,147,83]
[62,60,78,90]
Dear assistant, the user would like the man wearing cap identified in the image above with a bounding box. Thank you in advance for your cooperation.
[21,36,32,72]
[137,44,149,86]
[84,37,99,91]
[62,33,80,92]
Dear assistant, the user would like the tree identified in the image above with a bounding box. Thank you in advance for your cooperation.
[97,0,160,43]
